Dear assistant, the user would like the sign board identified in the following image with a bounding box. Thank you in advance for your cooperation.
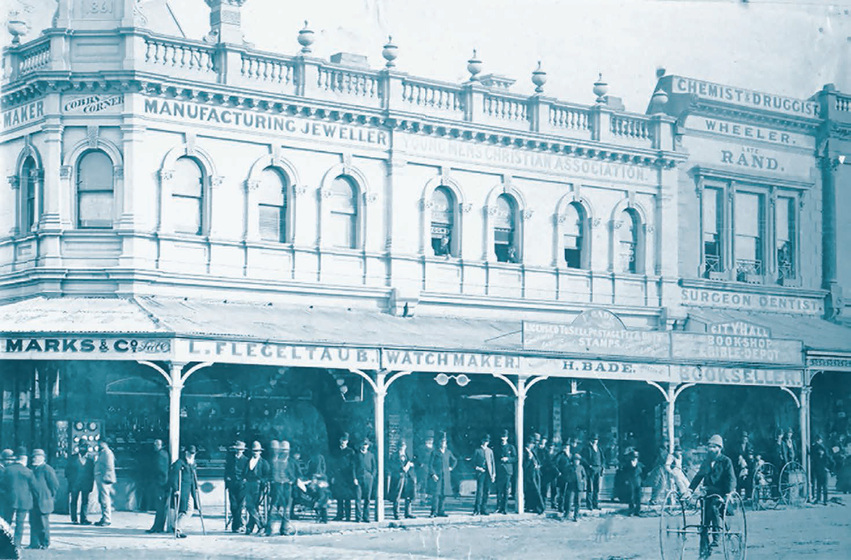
[671,332,802,366]
[1,336,171,360]
[523,357,670,382]
[680,287,823,315]
[684,116,815,150]
[143,97,389,148]
[2,100,44,129]
[177,339,380,370]
[523,310,669,358]
[382,349,520,374]
[674,366,803,387]
[707,321,771,338]
[682,136,815,182]
[670,76,818,118]
[63,94,124,115]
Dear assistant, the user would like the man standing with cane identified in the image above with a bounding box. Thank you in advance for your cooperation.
[169,445,198,539]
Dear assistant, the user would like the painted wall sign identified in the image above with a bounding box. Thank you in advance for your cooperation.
[671,332,803,366]
[382,349,520,373]
[675,366,803,387]
[523,315,669,358]
[523,357,670,382]
[685,116,815,149]
[807,357,851,371]
[671,76,818,118]
[2,100,44,129]
[396,133,656,185]
[143,97,389,148]
[1,336,171,359]
[63,94,124,114]
[708,321,771,338]
[683,137,815,183]
[179,339,379,369]
[681,287,824,315]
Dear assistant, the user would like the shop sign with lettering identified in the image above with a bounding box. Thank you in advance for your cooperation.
[0,336,172,360]
[670,76,818,118]
[2,100,44,129]
[523,357,670,382]
[675,366,803,387]
[807,357,851,371]
[396,133,656,186]
[63,94,124,114]
[671,332,802,366]
[382,349,520,374]
[143,97,389,148]
[523,310,669,358]
[178,339,379,369]
[681,287,823,315]
[683,137,814,182]
[685,116,815,149]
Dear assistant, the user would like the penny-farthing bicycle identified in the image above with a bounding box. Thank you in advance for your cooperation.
[778,461,806,506]
[660,490,747,560]
[750,461,779,510]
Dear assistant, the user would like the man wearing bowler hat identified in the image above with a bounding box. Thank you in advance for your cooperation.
[472,434,495,515]
[244,441,270,534]
[146,439,171,533]
[495,429,517,514]
[0,447,36,547]
[331,433,356,521]
[225,440,248,533]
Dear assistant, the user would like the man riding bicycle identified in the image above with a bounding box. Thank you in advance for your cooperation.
[688,434,736,559]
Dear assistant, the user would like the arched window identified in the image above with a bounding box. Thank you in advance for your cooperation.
[430,187,455,256]
[328,175,359,249]
[20,156,38,232]
[563,202,586,269]
[494,194,518,263]
[617,209,640,273]
[77,150,114,229]
[172,157,204,235]
[258,167,288,243]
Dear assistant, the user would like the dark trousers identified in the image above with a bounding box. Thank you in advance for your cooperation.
[29,509,50,548]
[474,474,492,514]
[355,478,374,521]
[700,495,723,555]
[69,488,90,523]
[430,493,446,516]
[813,473,829,504]
[244,482,265,533]
[150,484,168,532]
[266,482,292,535]
[11,509,27,547]
[524,474,545,513]
[564,487,580,519]
[336,498,352,520]
[587,468,601,509]
[627,483,641,515]
[495,475,512,513]
[227,485,245,532]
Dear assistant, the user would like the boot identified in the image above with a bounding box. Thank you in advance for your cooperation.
[392,501,400,520]
[404,499,415,519]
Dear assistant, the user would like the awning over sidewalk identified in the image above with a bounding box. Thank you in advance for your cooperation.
[0,296,167,334]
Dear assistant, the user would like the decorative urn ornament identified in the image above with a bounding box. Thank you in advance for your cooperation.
[7,11,28,45]
[531,61,547,93]
[297,20,315,54]
[651,88,669,112]
[467,49,483,82]
[593,73,609,104]
[382,36,398,68]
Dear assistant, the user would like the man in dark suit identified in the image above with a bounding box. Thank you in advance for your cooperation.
[169,445,199,539]
[472,435,495,515]
[353,439,377,522]
[583,434,605,510]
[29,449,59,549]
[331,433,356,521]
[563,453,587,521]
[554,441,572,514]
[244,441,271,535]
[495,430,517,514]
[146,439,171,533]
[522,437,545,514]
[0,449,14,523]
[622,451,644,517]
[0,447,36,547]
[224,440,248,533]
[689,434,736,559]
[65,446,94,525]
[429,436,456,517]
[267,440,302,535]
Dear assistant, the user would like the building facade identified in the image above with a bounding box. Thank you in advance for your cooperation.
[1,0,849,516]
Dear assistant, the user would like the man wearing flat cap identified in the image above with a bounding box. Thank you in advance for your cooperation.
[244,441,270,534]
[224,440,248,533]
[0,447,36,547]
[169,445,199,538]
[689,434,736,558]
[495,430,517,514]
[29,449,59,549]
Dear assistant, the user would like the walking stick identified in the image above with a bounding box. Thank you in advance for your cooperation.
[224,483,230,531]
[192,467,206,536]
[173,474,182,539]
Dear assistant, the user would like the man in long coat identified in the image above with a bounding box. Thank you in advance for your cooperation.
[583,434,605,510]
[0,448,36,547]
[93,441,116,526]
[353,439,377,522]
[388,440,416,519]
[331,433,356,521]
[168,445,198,539]
[472,435,495,515]
[495,430,517,514]
[523,438,545,514]
[428,436,456,517]
[689,434,736,559]
[224,440,248,533]
[29,449,59,549]
[244,441,270,535]
[147,439,171,533]
[65,446,94,525]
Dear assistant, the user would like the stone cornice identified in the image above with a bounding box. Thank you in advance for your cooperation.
[689,99,821,133]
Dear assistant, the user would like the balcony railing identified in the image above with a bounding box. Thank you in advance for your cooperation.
[241,52,295,86]
[143,36,216,75]
[611,114,652,141]
[703,254,721,276]
[17,39,50,75]
[735,259,763,282]
[836,94,851,113]
[549,103,592,132]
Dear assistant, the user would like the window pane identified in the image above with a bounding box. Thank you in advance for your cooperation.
[494,195,515,230]
[431,187,454,226]
[78,192,114,228]
[735,192,760,237]
[618,210,638,273]
[703,188,720,236]
[172,158,203,196]
[259,204,283,242]
[777,197,795,280]
[329,176,357,213]
[22,158,36,231]
[78,151,113,192]
[563,203,584,269]
[173,195,201,234]
[776,197,791,243]
[329,211,355,248]
[259,168,286,204]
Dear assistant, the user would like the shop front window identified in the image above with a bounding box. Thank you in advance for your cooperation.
[430,187,455,257]
[77,150,114,229]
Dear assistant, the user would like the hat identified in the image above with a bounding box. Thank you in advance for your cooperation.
[1,449,14,461]
[573,454,582,461]
[280,440,291,450]
[501,429,510,438]
[340,432,350,441]
[32,449,46,458]
[15,446,27,458]
[251,441,263,452]
[591,433,600,440]
[361,438,371,447]
[481,434,491,444]
[232,440,246,451]
[708,434,724,448]
[185,445,197,454]
[270,440,281,450]
[425,430,435,439]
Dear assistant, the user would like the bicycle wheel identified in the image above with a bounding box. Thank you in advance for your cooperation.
[722,492,747,560]
[779,461,806,507]
[750,462,778,510]
[660,491,687,560]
